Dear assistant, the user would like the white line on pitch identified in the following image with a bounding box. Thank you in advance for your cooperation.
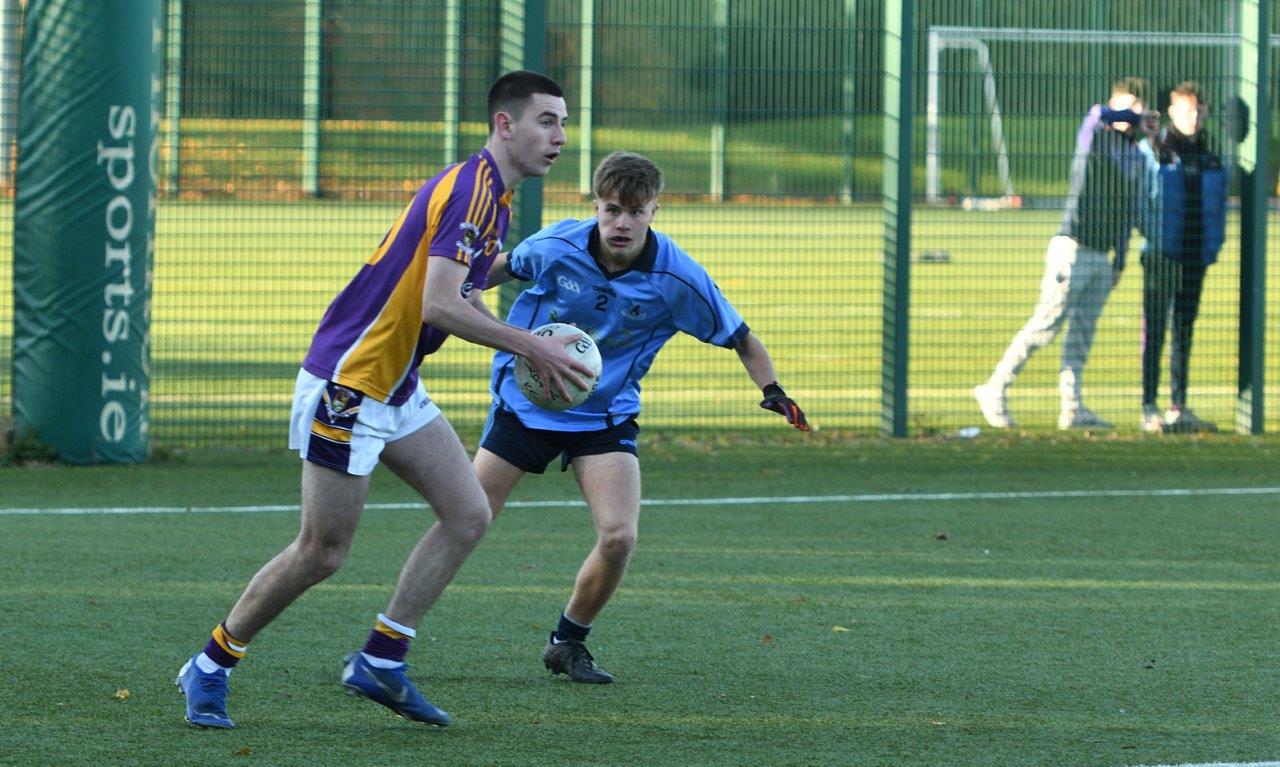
[3,486,1280,517]
[1125,761,1280,767]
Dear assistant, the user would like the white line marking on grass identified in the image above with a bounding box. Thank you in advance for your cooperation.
[1125,761,1280,767]
[4,486,1280,517]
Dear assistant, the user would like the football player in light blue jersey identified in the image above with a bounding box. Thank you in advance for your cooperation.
[476,151,808,683]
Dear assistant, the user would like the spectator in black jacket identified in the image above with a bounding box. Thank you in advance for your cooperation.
[1137,81,1228,434]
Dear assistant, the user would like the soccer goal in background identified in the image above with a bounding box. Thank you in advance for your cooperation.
[924,26,1280,205]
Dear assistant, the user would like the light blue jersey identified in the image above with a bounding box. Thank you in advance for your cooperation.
[492,217,748,431]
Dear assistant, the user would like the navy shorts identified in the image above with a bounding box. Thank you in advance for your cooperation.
[480,407,639,474]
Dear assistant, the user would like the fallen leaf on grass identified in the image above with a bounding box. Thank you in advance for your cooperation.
[929,720,946,726]
[935,532,949,541]
[232,746,253,756]
[113,689,130,701]
[761,634,774,645]
[832,625,850,633]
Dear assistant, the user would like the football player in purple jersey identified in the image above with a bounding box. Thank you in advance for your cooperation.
[176,71,592,729]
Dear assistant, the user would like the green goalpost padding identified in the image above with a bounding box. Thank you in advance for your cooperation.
[11,0,161,463]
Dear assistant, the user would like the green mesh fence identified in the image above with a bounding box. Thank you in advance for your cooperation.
[149,0,882,448]
[2,1,1276,453]
[153,0,511,447]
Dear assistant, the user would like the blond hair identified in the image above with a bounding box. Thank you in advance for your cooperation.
[592,151,664,208]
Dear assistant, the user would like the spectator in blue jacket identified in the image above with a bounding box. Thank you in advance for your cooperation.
[1138,81,1227,433]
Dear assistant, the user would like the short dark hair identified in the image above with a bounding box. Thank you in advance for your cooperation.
[1171,80,1202,104]
[592,151,664,208]
[487,70,564,133]
[1112,76,1148,103]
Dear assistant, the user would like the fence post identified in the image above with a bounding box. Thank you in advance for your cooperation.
[881,0,912,437]
[498,0,546,318]
[1235,0,1268,434]
[924,28,939,203]
[840,0,857,205]
[710,0,727,201]
[442,0,460,165]
[164,0,181,194]
[0,0,22,187]
[577,0,593,196]
[516,0,545,238]
[301,0,321,197]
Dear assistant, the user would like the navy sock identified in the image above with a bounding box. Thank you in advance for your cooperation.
[554,612,591,644]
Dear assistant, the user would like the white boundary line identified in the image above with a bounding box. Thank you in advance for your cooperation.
[4,486,1280,517]
[1127,762,1280,767]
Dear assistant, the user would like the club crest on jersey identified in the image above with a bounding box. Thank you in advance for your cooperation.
[322,385,362,420]
[602,328,632,349]
[625,303,645,319]
[456,222,480,256]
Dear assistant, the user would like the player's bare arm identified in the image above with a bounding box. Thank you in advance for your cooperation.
[422,257,592,399]
[466,286,499,323]
[733,332,810,431]
[485,252,515,288]
[732,332,779,388]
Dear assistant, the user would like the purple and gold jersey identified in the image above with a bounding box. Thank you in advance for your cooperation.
[303,149,511,405]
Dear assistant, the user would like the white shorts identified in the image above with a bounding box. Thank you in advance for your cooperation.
[288,369,441,476]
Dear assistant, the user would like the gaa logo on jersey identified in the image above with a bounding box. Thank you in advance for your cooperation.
[557,275,582,294]
[322,385,363,420]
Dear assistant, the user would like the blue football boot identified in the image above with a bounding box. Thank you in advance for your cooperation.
[175,654,235,729]
[340,652,451,726]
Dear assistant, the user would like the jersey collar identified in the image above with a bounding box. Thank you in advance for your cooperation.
[478,148,511,206]
[587,226,658,279]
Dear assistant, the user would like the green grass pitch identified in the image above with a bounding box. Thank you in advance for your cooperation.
[1,438,1278,766]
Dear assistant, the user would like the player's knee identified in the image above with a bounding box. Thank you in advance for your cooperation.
[446,500,493,547]
[597,527,637,564]
[296,538,350,582]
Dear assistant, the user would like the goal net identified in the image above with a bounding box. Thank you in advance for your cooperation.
[925,26,1274,204]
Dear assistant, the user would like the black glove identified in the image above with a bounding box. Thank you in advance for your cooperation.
[759,383,809,431]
